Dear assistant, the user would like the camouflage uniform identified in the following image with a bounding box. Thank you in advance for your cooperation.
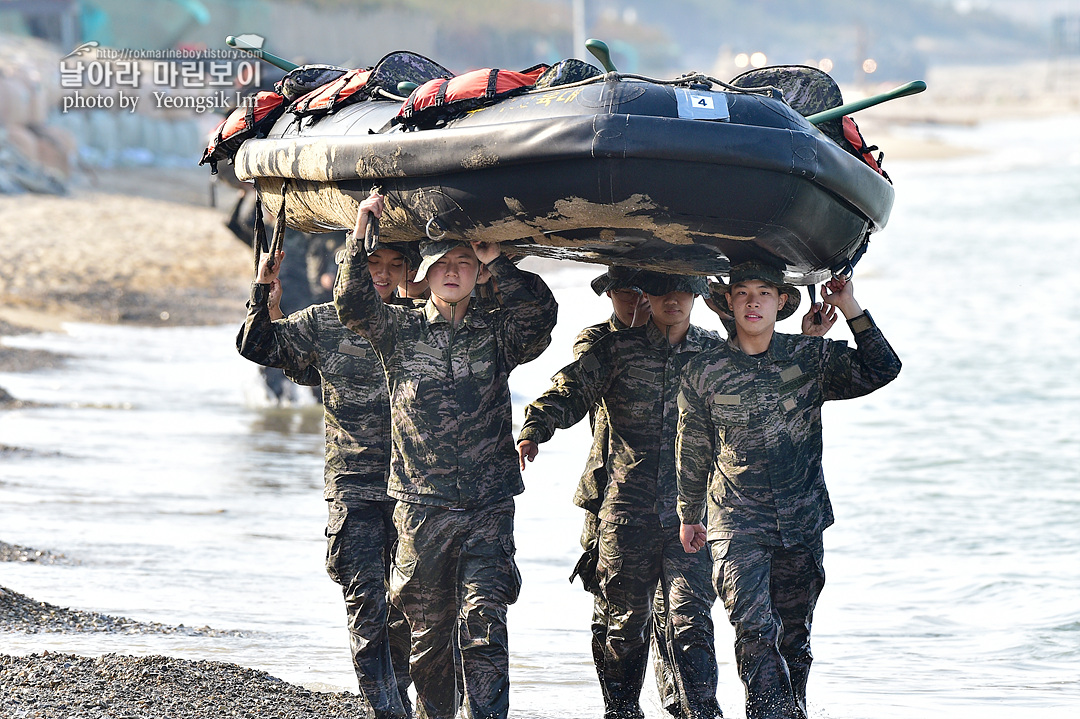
[570,316,687,718]
[676,313,901,719]
[520,320,723,719]
[236,287,411,719]
[334,243,557,719]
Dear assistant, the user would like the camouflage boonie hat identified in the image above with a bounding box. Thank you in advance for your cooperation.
[534,59,603,89]
[590,266,641,296]
[399,240,422,270]
[336,240,408,265]
[413,239,470,282]
[633,271,710,297]
[712,262,802,321]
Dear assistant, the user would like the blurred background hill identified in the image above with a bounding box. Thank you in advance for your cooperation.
[1,0,1075,79]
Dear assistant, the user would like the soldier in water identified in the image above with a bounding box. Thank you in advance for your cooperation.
[518,271,725,719]
[334,191,557,719]
[236,242,414,719]
[676,262,901,719]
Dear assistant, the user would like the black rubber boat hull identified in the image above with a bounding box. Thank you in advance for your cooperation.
[235,79,894,281]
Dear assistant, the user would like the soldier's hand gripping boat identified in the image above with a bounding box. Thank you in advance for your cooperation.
[207,50,909,283]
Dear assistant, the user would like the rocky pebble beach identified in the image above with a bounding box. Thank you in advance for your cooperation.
[0,571,373,718]
[0,653,373,719]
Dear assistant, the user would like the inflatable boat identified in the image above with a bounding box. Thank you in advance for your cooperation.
[224,52,901,282]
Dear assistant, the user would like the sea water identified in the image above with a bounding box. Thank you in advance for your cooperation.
[1,115,1078,717]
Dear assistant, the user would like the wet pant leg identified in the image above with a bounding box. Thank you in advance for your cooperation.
[325,499,407,719]
[391,502,461,719]
[578,512,611,700]
[770,539,825,717]
[457,499,521,719]
[651,584,682,716]
[379,501,414,717]
[661,529,721,719]
[597,521,664,719]
[592,593,611,705]
[712,537,819,719]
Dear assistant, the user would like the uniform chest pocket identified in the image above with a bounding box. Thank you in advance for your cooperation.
[777,364,818,414]
[710,394,749,427]
[322,346,368,378]
[778,364,812,394]
[467,335,499,380]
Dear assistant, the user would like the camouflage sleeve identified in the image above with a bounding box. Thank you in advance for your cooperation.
[518,342,613,446]
[821,311,902,401]
[572,324,608,360]
[236,282,318,371]
[333,239,396,356]
[486,255,558,367]
[284,364,322,387]
[675,359,714,525]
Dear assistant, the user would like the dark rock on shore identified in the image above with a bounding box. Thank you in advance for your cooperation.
[0,585,242,637]
[0,542,69,564]
[0,652,372,719]
[0,345,67,374]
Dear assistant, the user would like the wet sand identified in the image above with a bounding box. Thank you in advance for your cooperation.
[0,166,252,332]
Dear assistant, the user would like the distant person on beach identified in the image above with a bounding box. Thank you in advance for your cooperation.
[334,191,557,719]
[221,169,339,402]
[236,242,414,719]
[676,262,901,719]
[517,271,724,719]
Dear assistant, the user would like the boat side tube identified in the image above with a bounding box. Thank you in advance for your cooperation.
[235,113,893,231]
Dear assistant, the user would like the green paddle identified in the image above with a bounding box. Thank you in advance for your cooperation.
[585,38,618,73]
[226,35,299,72]
[806,80,926,125]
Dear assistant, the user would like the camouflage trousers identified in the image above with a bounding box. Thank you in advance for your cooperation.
[325,498,412,719]
[390,498,521,719]
[711,535,826,719]
[576,513,686,717]
[596,519,721,719]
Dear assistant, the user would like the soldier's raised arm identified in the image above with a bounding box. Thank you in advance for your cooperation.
[517,338,615,469]
[237,249,320,372]
[333,191,398,356]
[818,277,902,400]
[482,251,558,368]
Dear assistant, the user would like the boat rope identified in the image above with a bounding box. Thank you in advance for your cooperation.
[519,71,782,100]
[807,284,822,325]
[267,179,289,265]
[251,187,267,276]
[364,184,383,255]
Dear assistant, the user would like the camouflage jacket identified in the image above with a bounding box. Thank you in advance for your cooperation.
[335,248,558,509]
[236,283,393,503]
[571,314,628,514]
[676,312,901,546]
[520,321,723,528]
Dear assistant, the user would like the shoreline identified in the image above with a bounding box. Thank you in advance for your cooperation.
[0,576,369,716]
[0,652,369,718]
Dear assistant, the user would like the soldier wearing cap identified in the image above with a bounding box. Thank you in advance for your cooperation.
[335,191,557,719]
[236,242,414,719]
[518,271,723,719]
[676,262,901,719]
